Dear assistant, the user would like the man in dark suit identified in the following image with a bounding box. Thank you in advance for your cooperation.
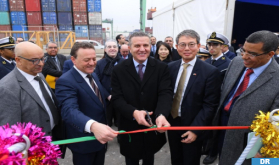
[116,34,126,54]
[214,31,279,165]
[0,41,65,155]
[222,41,237,59]
[149,36,157,57]
[119,44,132,59]
[42,42,67,91]
[0,36,16,80]
[62,59,74,74]
[167,29,221,165]
[165,36,181,61]
[55,42,117,165]
[205,32,231,81]
[111,32,173,165]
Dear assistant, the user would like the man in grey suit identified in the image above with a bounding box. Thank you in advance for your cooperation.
[213,31,279,165]
[0,42,64,143]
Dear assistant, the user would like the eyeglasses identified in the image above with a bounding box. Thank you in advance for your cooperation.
[48,47,58,49]
[177,42,197,49]
[206,43,221,48]
[106,45,117,49]
[18,56,46,65]
[5,48,15,51]
[239,48,269,58]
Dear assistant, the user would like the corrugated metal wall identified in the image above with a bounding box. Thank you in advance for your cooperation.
[0,0,103,43]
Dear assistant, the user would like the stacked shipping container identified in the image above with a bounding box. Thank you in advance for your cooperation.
[0,0,103,43]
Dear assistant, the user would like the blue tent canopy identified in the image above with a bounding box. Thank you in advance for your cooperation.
[237,0,279,7]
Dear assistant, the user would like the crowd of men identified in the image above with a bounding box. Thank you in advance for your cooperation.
[0,29,279,165]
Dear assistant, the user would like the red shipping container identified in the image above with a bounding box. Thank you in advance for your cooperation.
[9,0,25,11]
[25,0,41,11]
[72,0,87,12]
[26,12,42,25]
[73,12,87,25]
[0,25,11,38]
[28,25,43,31]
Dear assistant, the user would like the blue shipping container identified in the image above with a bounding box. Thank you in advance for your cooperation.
[58,12,72,25]
[10,12,26,25]
[94,0,101,12]
[43,12,57,24]
[59,25,73,41]
[0,0,8,11]
[87,0,94,12]
[89,25,102,38]
[57,0,71,11]
[12,25,28,39]
[0,12,10,25]
[41,0,56,11]
[75,25,88,38]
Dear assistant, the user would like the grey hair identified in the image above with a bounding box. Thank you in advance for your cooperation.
[175,29,200,44]
[129,32,150,46]
[165,36,173,40]
[120,44,129,49]
[46,41,58,48]
[246,30,279,52]
[105,39,118,48]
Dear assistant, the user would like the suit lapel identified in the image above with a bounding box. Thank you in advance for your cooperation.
[71,68,103,108]
[214,57,226,67]
[141,58,155,88]
[126,58,141,84]
[171,60,181,89]
[46,54,59,70]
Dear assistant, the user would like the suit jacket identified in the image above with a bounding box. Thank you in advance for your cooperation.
[0,56,15,80]
[62,59,74,74]
[94,57,124,94]
[205,55,231,81]
[274,56,279,64]
[111,57,173,159]
[168,58,221,139]
[55,67,109,154]
[224,51,237,60]
[42,53,67,77]
[212,57,279,165]
[171,48,181,61]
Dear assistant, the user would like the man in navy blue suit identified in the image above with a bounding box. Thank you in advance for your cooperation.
[223,43,237,60]
[55,42,117,165]
[0,36,16,80]
[167,30,221,165]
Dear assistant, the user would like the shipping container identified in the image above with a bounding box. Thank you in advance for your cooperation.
[25,0,41,11]
[57,12,72,25]
[28,25,43,38]
[0,12,10,25]
[72,0,86,12]
[0,0,8,11]
[59,25,72,41]
[75,25,88,38]
[89,25,102,38]
[73,12,87,25]
[41,0,56,11]
[94,0,101,12]
[26,12,42,25]
[10,11,26,25]
[88,12,101,25]
[43,24,58,41]
[12,25,28,39]
[9,0,24,11]
[57,0,71,11]
[43,12,57,24]
[87,0,94,12]
[0,25,10,38]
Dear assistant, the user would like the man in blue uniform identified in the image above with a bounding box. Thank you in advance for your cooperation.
[0,36,16,80]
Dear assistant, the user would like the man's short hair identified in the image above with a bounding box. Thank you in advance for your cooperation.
[150,36,156,39]
[175,29,200,45]
[70,42,95,58]
[246,30,279,52]
[46,41,58,48]
[165,36,173,40]
[17,37,24,41]
[105,39,118,48]
[128,32,150,46]
[116,34,123,43]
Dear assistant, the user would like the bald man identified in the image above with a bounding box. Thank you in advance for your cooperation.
[0,42,65,150]
[119,44,131,59]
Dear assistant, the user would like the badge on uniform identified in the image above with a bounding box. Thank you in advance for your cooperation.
[222,57,225,60]
[2,61,6,64]
[9,36,14,44]
[193,73,197,76]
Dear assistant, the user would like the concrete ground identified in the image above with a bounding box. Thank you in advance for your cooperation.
[57,126,219,165]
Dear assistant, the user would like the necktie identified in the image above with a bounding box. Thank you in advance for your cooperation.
[211,59,216,65]
[138,64,144,81]
[170,63,190,118]
[52,57,61,71]
[86,74,103,105]
[224,68,254,111]
[34,76,58,126]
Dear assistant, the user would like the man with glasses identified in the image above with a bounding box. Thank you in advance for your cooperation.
[167,29,221,165]
[120,44,131,59]
[0,41,65,155]
[212,31,279,165]
[0,36,16,80]
[165,36,181,61]
[42,42,67,92]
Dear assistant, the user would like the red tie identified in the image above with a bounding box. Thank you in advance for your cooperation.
[224,68,254,111]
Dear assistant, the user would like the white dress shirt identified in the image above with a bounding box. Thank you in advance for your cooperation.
[133,58,148,73]
[2,56,15,64]
[211,54,224,60]
[174,57,197,116]
[73,66,99,133]
[17,67,55,129]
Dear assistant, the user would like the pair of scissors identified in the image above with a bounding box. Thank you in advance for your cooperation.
[145,110,154,127]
